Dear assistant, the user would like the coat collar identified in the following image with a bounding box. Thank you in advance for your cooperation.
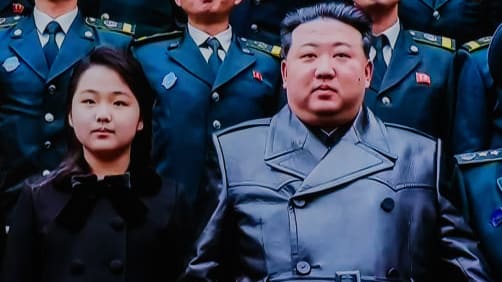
[264,106,397,196]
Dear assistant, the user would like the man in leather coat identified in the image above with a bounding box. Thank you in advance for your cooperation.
[182,2,493,281]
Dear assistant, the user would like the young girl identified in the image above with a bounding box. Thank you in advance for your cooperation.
[1,47,188,282]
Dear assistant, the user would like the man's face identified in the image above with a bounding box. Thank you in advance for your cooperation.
[174,0,241,21]
[281,18,372,129]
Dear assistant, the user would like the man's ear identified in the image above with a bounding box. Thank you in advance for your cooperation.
[365,59,373,88]
[281,59,288,89]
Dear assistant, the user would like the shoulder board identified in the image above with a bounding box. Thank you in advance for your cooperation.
[0,15,23,29]
[461,36,492,52]
[455,148,502,165]
[133,30,183,46]
[384,122,435,140]
[241,37,281,59]
[409,30,455,51]
[85,17,135,36]
[215,118,272,137]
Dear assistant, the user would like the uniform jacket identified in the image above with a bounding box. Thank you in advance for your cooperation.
[1,167,188,282]
[452,36,502,154]
[0,0,32,17]
[364,28,455,145]
[398,0,491,44]
[77,0,178,37]
[453,149,502,281]
[0,13,131,193]
[132,31,282,205]
[184,106,492,282]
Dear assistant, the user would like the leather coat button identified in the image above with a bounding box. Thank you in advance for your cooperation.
[387,267,400,278]
[296,261,311,275]
[292,198,306,208]
[110,217,125,231]
[109,259,124,274]
[381,197,395,212]
[70,259,85,275]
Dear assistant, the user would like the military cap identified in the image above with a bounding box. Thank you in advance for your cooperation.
[489,23,502,85]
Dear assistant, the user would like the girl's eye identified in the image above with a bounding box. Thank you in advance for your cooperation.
[81,99,95,104]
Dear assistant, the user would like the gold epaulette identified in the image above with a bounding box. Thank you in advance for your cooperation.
[133,30,183,46]
[409,30,456,51]
[0,15,23,29]
[85,17,135,36]
[455,148,502,165]
[240,37,281,59]
[462,36,492,52]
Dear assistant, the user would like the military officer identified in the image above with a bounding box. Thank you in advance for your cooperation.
[0,0,133,265]
[0,0,33,17]
[78,0,180,37]
[398,0,493,45]
[452,35,502,154]
[451,24,502,281]
[132,0,283,209]
[354,0,456,155]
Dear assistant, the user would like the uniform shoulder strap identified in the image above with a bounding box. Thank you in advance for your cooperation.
[455,148,502,165]
[0,15,23,29]
[240,37,282,59]
[409,30,456,51]
[461,36,492,52]
[85,17,135,36]
[132,30,183,46]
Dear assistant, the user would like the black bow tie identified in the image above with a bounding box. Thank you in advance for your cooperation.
[55,173,148,232]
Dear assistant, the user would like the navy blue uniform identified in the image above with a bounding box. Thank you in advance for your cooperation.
[78,0,178,37]
[230,0,328,45]
[364,28,456,148]
[132,31,283,205]
[453,36,502,153]
[399,0,491,45]
[453,149,502,281]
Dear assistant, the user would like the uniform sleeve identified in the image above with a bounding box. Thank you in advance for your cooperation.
[436,144,494,281]
[1,184,38,282]
[451,49,492,154]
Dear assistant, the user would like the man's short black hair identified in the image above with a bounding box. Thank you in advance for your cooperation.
[280,1,372,58]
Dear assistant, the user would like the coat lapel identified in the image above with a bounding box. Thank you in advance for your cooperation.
[376,29,420,94]
[266,107,397,196]
[167,33,214,86]
[296,108,396,196]
[211,36,255,91]
[47,14,94,82]
[264,107,330,180]
[9,16,48,79]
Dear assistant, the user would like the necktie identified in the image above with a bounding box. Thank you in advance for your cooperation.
[371,35,388,90]
[43,21,61,68]
[205,37,222,74]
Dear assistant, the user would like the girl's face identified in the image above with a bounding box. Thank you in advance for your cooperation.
[68,64,143,161]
